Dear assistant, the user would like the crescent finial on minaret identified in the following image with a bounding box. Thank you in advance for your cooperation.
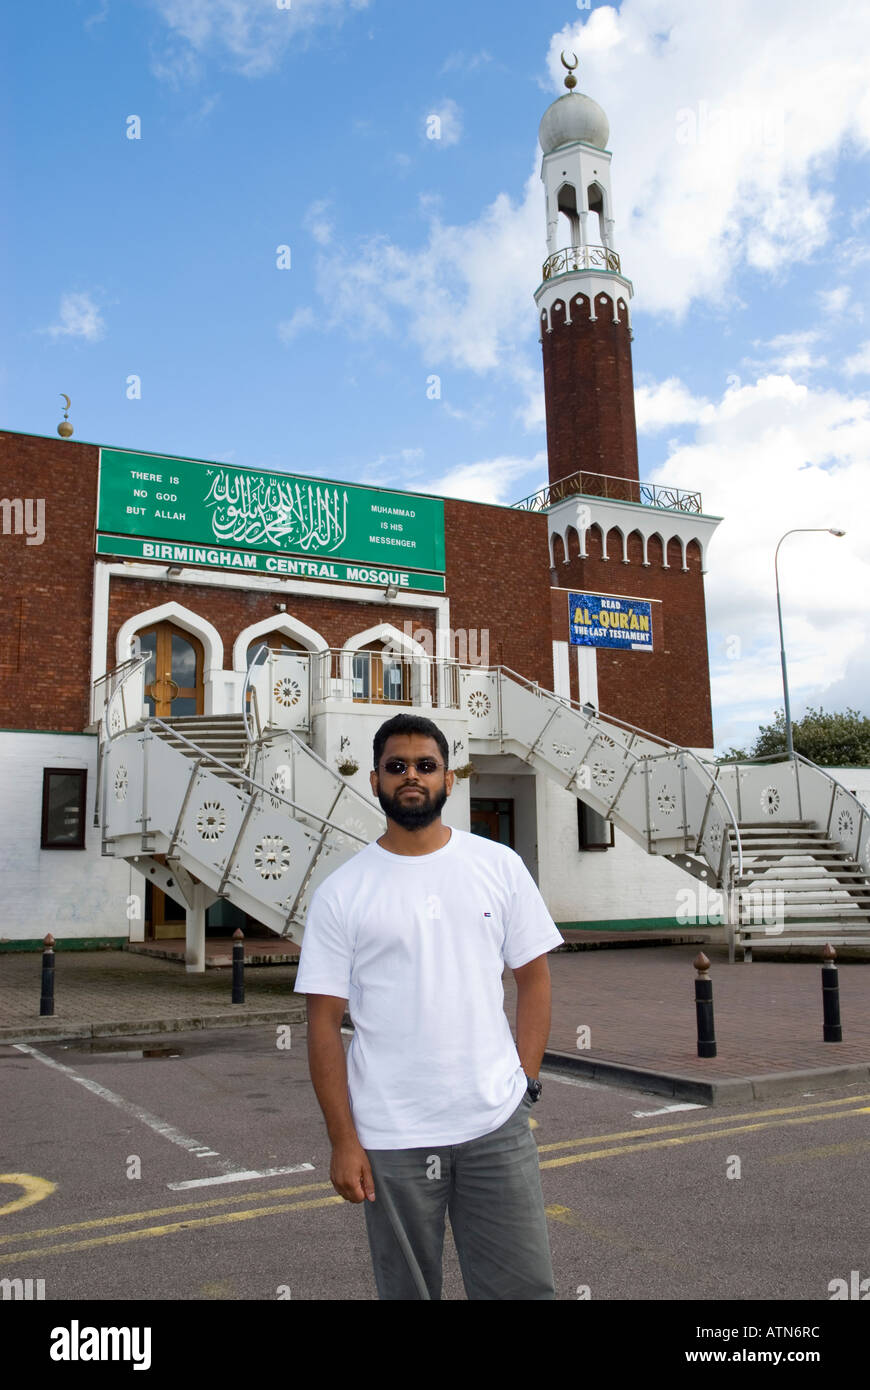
[560,51,579,91]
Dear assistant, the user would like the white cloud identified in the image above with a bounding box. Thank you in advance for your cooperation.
[304,200,334,247]
[150,0,371,79]
[643,371,870,745]
[41,292,106,343]
[743,330,828,375]
[635,376,709,432]
[423,99,463,148]
[361,448,425,486]
[84,1,110,29]
[312,164,542,389]
[306,0,870,427]
[543,0,870,318]
[817,286,850,316]
[843,340,870,376]
[277,307,316,342]
[440,51,493,76]
[421,452,548,505]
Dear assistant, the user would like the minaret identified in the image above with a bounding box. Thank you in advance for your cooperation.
[535,56,639,490]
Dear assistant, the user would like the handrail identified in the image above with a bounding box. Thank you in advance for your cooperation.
[488,664,743,881]
[242,643,269,744]
[679,748,743,880]
[96,652,151,740]
[488,664,679,752]
[511,468,703,515]
[131,716,372,846]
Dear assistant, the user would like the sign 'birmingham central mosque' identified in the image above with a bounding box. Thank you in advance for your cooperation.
[96,448,447,591]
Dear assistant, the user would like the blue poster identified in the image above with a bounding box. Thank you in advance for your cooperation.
[569,592,653,650]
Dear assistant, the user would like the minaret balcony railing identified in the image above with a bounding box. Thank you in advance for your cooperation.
[542,244,621,280]
[512,469,703,514]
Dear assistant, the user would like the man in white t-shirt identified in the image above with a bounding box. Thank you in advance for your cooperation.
[294,713,563,1299]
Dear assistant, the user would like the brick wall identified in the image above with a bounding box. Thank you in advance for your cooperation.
[443,499,553,686]
[541,291,639,488]
[106,578,437,672]
[0,431,98,731]
[551,528,714,747]
[0,427,573,733]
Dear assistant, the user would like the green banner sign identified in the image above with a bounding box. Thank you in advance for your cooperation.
[95,535,447,593]
[97,448,445,574]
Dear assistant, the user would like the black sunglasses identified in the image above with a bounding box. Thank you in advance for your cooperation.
[380,758,444,776]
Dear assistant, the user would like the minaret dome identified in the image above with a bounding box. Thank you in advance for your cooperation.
[538,91,610,155]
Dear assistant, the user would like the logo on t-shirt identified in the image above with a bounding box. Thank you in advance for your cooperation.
[483,911,491,917]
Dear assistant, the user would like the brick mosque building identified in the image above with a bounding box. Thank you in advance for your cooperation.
[0,65,734,960]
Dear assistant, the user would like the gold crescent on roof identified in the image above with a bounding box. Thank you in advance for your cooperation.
[60,393,71,411]
[560,51,579,72]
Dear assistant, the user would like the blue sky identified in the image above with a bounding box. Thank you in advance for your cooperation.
[2,0,869,756]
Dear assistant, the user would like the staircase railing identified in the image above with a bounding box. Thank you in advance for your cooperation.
[711,750,869,878]
[242,643,268,745]
[462,664,743,899]
[101,715,382,937]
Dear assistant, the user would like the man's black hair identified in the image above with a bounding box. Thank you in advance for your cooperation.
[372,714,449,770]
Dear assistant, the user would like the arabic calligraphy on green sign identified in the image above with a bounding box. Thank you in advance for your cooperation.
[97,448,445,573]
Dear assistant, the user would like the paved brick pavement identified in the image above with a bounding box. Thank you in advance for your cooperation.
[516,942,870,1100]
[0,949,305,1041]
[2,940,869,1101]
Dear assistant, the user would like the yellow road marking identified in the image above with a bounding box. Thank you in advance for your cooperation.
[0,1180,334,1247]
[545,1204,690,1271]
[539,1105,870,1169]
[536,1092,870,1154]
[0,1195,345,1266]
[0,1174,56,1218]
[3,1093,868,1262]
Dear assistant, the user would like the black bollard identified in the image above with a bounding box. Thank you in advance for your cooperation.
[231,928,245,1005]
[821,943,843,1042]
[694,951,717,1058]
[40,933,55,1017]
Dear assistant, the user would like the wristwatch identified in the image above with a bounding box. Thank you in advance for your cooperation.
[525,1076,543,1103]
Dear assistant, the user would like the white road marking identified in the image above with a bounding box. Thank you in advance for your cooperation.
[166,1164,315,1191]
[14,1043,235,1172]
[631,1102,706,1117]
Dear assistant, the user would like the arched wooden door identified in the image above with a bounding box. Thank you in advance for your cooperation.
[136,622,204,718]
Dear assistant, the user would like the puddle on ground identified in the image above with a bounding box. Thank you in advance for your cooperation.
[60,1040,182,1059]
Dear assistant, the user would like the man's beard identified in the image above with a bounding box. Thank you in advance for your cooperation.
[376,779,448,830]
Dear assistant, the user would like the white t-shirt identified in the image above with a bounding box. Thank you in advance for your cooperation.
[294,827,564,1149]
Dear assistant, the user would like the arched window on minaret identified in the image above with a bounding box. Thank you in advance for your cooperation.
[557,182,581,249]
[587,182,607,247]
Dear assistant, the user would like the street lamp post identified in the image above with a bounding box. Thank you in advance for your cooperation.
[774,528,846,759]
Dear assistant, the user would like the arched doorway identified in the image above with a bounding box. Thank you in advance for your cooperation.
[246,634,307,663]
[137,622,204,718]
[352,641,412,705]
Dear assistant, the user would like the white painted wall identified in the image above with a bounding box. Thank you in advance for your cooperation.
[827,767,870,808]
[0,732,131,943]
[535,775,699,925]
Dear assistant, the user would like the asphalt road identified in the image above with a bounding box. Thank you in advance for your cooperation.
[2,1025,869,1303]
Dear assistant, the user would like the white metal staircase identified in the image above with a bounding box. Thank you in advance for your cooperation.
[92,656,386,940]
[91,653,870,959]
[727,822,870,960]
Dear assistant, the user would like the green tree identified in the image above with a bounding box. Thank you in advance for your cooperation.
[718,707,870,767]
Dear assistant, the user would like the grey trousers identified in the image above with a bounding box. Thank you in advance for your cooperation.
[362,1093,555,1300]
